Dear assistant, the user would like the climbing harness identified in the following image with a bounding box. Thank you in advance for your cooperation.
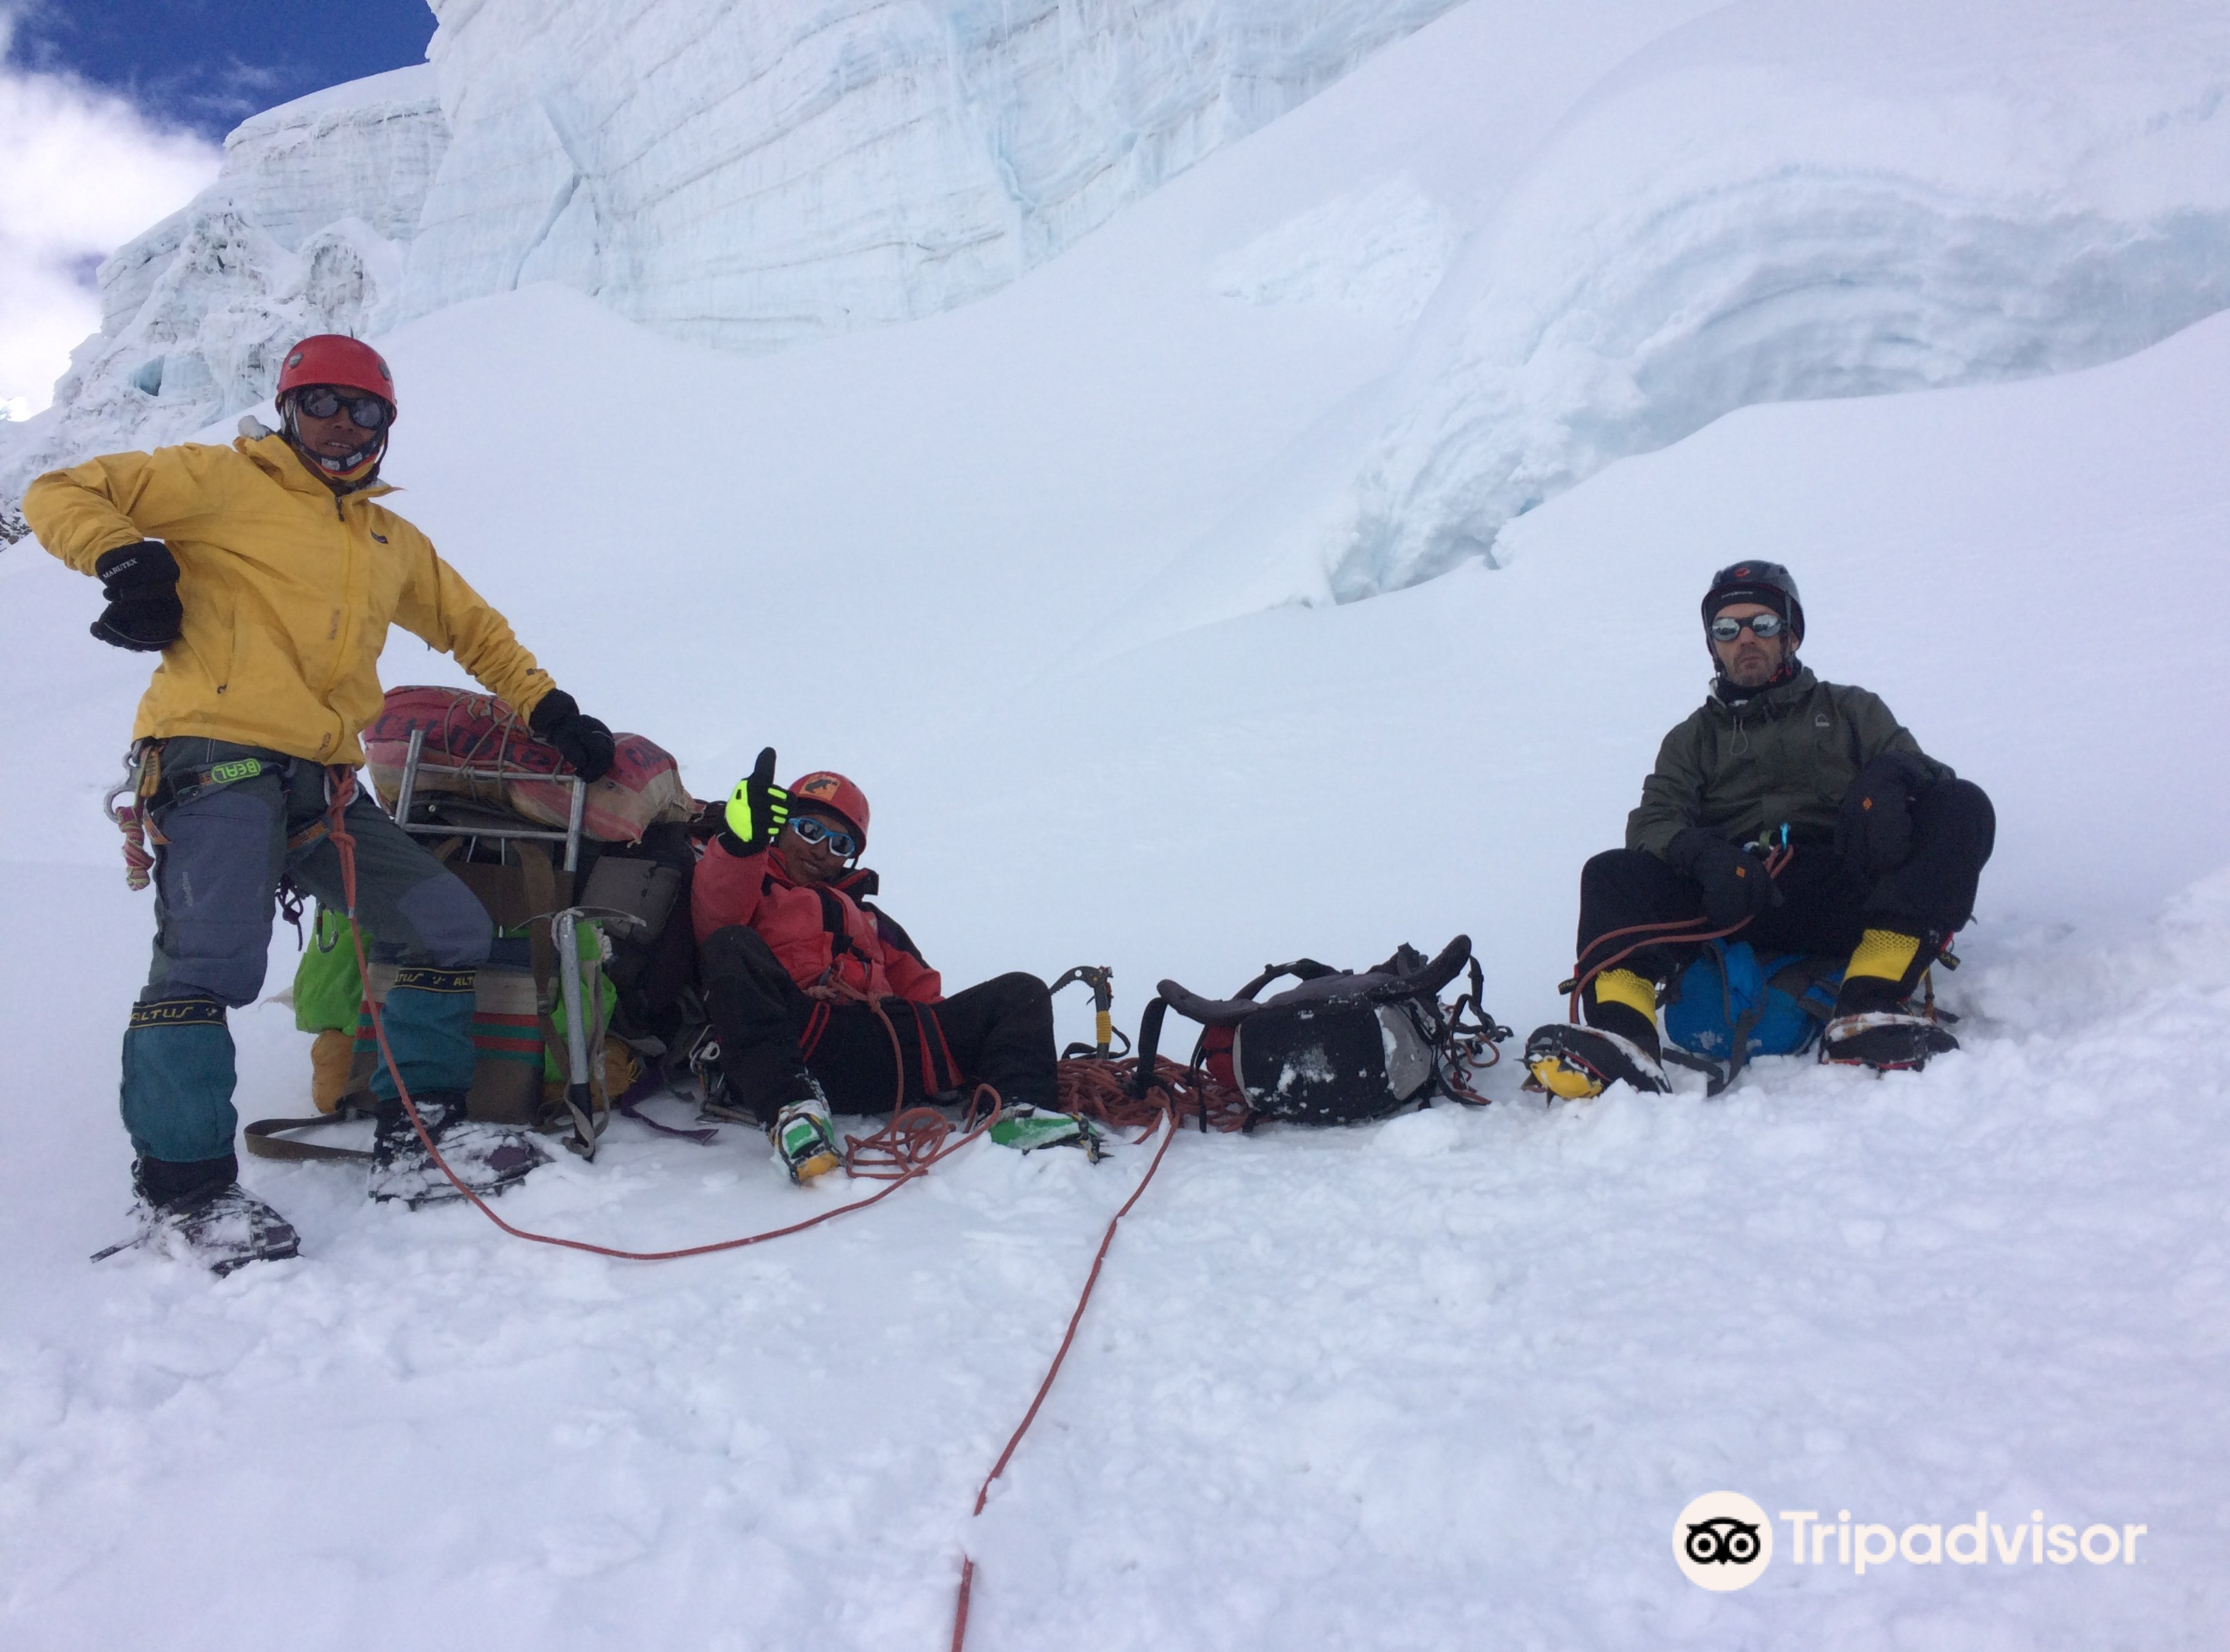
[1552,838,1796,1029]
[1440,955,1514,1105]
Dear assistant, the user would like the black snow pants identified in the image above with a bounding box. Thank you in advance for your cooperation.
[698,924,1057,1125]
[1577,777,1997,980]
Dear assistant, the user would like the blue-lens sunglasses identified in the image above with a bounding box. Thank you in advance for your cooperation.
[788,815,859,858]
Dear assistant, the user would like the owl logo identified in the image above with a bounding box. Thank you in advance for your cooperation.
[1684,1517,1762,1566]
[1672,1491,1773,1589]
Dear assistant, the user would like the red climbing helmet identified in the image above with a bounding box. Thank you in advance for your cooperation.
[276,335,396,416]
[786,771,870,847]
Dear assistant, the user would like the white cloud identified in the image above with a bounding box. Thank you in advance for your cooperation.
[0,16,221,417]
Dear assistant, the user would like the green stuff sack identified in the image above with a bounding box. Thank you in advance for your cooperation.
[542,920,617,1086]
[293,907,365,1034]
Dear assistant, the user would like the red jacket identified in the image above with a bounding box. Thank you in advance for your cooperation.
[691,837,942,1004]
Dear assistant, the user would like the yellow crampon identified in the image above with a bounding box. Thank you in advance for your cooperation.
[1528,1055,1606,1100]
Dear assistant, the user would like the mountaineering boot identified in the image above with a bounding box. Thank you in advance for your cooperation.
[1821,928,1959,1071]
[1524,1023,1670,1098]
[1524,967,1670,1098]
[689,1028,765,1126]
[124,1156,300,1276]
[771,1079,842,1183]
[368,1088,546,1206]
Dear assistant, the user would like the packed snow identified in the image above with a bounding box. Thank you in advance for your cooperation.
[4,0,2230,1647]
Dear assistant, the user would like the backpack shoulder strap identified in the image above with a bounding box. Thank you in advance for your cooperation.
[1235,959,1338,1000]
[1154,979,1269,1029]
[812,885,856,958]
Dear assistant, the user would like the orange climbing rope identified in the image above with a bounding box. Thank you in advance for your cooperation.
[1057,1054,1249,1135]
[950,1062,1200,1649]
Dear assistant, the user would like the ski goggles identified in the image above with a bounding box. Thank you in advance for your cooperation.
[292,385,392,430]
[788,814,859,858]
[1708,611,1787,642]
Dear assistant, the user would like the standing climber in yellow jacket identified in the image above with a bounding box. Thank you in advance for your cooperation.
[24,334,618,1273]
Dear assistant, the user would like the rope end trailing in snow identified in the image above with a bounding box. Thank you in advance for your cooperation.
[951,1556,976,1652]
[950,1074,1192,1649]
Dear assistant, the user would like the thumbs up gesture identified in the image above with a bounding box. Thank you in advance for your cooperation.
[721,747,790,853]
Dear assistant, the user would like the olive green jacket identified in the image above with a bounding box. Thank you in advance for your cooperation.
[1626,666,1952,858]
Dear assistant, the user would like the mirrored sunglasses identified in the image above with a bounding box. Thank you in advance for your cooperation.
[294,386,391,430]
[788,815,859,858]
[1709,612,1787,642]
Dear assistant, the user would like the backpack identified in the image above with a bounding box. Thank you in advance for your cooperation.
[1660,941,1843,1094]
[363,684,694,845]
[1134,937,1503,1127]
[253,710,713,1165]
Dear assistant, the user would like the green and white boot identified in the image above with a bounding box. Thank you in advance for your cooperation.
[771,1082,842,1183]
[990,1107,1106,1160]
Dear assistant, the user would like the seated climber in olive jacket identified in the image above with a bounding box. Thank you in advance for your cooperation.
[1525,561,1996,1097]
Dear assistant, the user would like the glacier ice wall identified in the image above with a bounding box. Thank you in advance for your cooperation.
[404,0,1463,346]
[0,66,446,508]
[1,0,1459,512]
[1319,0,2230,598]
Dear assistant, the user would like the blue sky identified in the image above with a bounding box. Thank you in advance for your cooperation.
[6,0,435,141]
[1,1,437,413]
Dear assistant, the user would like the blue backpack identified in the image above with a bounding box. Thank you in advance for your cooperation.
[1661,941,1843,1094]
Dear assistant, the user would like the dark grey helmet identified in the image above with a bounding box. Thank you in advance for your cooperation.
[1701,560,1804,645]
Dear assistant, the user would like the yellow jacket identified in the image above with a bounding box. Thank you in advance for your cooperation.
[24,432,554,765]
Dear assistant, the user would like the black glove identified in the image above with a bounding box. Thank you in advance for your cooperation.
[1836,752,1931,879]
[718,747,790,855]
[89,540,182,652]
[1667,827,1782,928]
[527,689,616,782]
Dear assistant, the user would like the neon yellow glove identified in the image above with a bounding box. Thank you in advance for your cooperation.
[723,747,790,852]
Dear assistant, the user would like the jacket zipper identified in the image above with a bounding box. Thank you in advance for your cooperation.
[316,493,357,701]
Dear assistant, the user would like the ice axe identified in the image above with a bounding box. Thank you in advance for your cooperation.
[1049,964,1127,1060]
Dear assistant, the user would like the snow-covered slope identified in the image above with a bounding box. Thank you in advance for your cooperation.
[3,1,2229,1646]
[3,291,2226,1648]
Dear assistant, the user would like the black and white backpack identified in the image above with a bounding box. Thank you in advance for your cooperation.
[1135,937,1506,1126]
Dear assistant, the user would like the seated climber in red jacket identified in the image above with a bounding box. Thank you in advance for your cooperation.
[691,749,1056,1181]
